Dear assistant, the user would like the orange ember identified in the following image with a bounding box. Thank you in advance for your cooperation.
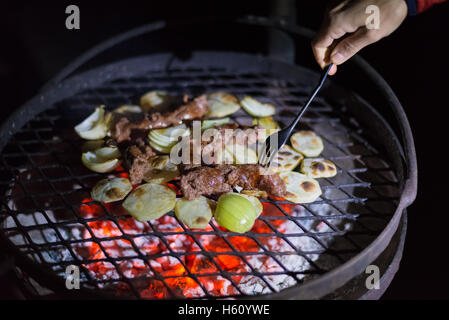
[76,192,303,299]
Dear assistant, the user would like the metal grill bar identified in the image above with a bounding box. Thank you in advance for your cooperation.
[0,65,399,299]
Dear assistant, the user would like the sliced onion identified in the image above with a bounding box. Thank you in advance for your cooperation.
[202,117,230,130]
[233,193,263,217]
[123,183,176,221]
[148,124,190,154]
[91,177,132,203]
[74,106,112,140]
[214,193,256,233]
[241,96,275,117]
[140,91,172,112]
[206,92,241,117]
[81,146,121,173]
[175,196,212,229]
[143,156,180,184]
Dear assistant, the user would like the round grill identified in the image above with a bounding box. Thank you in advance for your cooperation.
[0,18,416,299]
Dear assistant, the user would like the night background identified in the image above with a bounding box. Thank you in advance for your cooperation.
[0,0,448,299]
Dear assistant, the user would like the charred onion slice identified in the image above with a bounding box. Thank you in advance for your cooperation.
[123,183,176,221]
[241,189,268,199]
[144,155,180,184]
[214,193,257,233]
[202,117,230,130]
[81,146,121,173]
[140,91,172,112]
[74,105,112,140]
[91,177,132,203]
[206,92,241,117]
[148,124,190,154]
[290,131,324,157]
[241,96,275,117]
[175,196,213,229]
[279,171,322,204]
[300,158,337,178]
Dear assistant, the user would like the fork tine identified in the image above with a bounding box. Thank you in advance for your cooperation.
[259,134,278,168]
[258,64,333,168]
[258,138,269,166]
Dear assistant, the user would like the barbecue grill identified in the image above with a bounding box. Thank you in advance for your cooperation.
[0,17,417,299]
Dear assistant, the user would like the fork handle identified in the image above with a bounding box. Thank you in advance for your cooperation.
[287,64,333,131]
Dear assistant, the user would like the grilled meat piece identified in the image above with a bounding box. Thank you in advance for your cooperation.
[114,95,209,142]
[226,164,286,197]
[180,166,232,200]
[180,164,286,200]
[125,140,156,185]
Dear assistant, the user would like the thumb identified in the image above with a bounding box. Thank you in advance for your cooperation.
[330,28,379,65]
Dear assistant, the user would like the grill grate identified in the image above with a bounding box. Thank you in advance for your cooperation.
[0,65,400,299]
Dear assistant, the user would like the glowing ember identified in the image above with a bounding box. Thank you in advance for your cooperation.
[74,195,324,299]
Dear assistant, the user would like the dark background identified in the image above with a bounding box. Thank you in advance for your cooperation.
[0,0,448,299]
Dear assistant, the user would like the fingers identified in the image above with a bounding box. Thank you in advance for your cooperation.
[311,2,361,72]
[311,18,347,69]
[328,64,337,76]
[330,29,381,65]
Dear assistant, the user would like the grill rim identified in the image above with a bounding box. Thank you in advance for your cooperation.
[0,17,417,299]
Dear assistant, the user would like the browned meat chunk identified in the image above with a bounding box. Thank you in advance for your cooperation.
[179,164,286,200]
[113,95,209,142]
[180,166,232,200]
[125,140,156,185]
[227,164,286,198]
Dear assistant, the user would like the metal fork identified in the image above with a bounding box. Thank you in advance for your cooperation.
[259,64,333,167]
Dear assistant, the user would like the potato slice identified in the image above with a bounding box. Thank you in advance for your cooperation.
[143,156,180,184]
[269,145,304,173]
[74,106,112,140]
[175,196,212,229]
[123,183,176,221]
[140,91,172,112]
[252,116,280,131]
[279,171,322,204]
[225,143,258,164]
[91,177,132,203]
[241,96,275,117]
[81,146,121,173]
[290,131,324,157]
[206,92,241,117]
[234,193,263,217]
[300,158,337,178]
[214,146,235,164]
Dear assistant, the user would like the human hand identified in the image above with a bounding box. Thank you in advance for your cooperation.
[312,0,408,75]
